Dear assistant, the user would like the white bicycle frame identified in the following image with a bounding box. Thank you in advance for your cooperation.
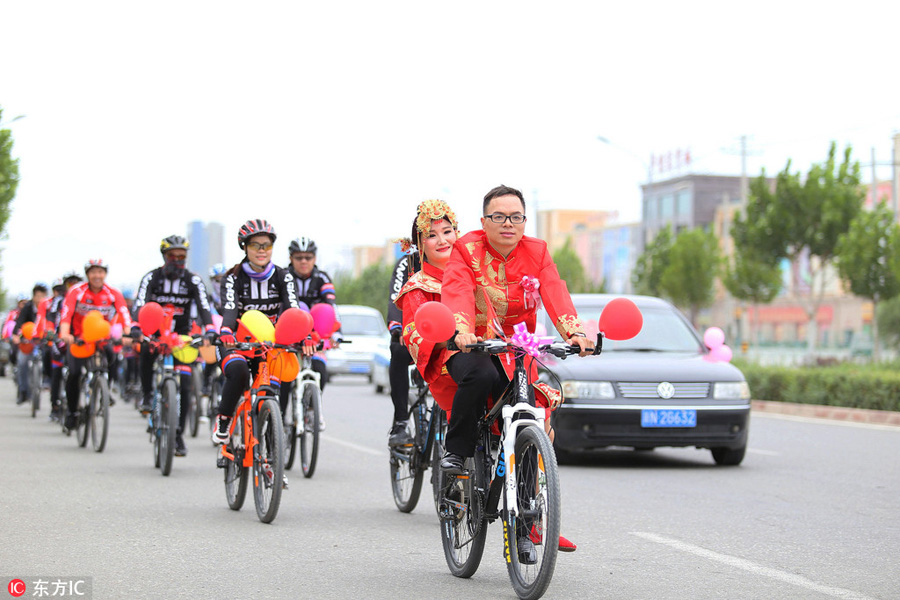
[293,354,321,425]
[499,403,547,520]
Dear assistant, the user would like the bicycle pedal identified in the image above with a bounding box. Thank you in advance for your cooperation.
[216,456,227,468]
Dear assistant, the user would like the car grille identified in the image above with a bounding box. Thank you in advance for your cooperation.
[616,382,710,399]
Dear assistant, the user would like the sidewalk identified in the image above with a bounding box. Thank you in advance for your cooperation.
[752,399,900,427]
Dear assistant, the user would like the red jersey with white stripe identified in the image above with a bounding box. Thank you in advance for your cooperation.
[60,282,133,337]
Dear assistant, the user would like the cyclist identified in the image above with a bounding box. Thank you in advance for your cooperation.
[35,280,67,420]
[390,200,454,446]
[132,235,217,457]
[284,236,339,429]
[58,259,133,432]
[212,219,299,448]
[12,283,49,404]
[3,294,28,371]
[208,263,226,314]
[441,185,591,556]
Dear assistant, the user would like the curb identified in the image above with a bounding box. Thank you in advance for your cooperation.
[752,399,900,427]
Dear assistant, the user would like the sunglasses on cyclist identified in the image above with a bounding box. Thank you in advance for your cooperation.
[247,242,274,251]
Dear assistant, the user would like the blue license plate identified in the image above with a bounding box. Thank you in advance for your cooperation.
[349,364,370,374]
[641,409,697,428]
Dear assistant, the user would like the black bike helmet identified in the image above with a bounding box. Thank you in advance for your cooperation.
[288,236,317,255]
[160,234,190,255]
[238,219,277,250]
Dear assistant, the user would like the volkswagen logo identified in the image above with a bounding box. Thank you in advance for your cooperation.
[657,382,675,399]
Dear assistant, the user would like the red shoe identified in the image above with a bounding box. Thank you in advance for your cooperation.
[558,535,577,552]
[529,525,577,552]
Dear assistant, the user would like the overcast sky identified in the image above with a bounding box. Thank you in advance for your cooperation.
[1,1,898,297]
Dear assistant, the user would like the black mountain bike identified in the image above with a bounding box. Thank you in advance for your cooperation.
[389,366,447,514]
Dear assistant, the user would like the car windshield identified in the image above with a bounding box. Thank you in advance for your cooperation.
[541,304,703,352]
[340,314,386,336]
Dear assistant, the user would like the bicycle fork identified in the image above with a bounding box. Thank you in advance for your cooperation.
[500,403,546,520]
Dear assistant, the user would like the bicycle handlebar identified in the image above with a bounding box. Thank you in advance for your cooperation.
[446,333,601,358]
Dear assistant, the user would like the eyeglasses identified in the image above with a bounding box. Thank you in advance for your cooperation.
[247,242,274,251]
[292,254,315,261]
[484,213,526,225]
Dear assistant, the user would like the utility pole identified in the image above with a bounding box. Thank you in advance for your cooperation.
[893,132,899,221]
[872,147,879,207]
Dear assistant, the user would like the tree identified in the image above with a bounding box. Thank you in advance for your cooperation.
[722,252,782,348]
[659,227,720,326]
[553,237,588,293]
[333,262,395,320]
[631,225,673,297]
[731,142,863,354]
[876,295,900,350]
[835,200,900,361]
[0,108,21,309]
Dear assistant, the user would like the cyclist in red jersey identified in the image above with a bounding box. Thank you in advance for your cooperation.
[34,280,67,419]
[12,283,49,404]
[58,259,134,431]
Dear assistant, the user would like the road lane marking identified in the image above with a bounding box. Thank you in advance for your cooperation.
[748,448,780,456]
[631,532,876,600]
[320,434,384,457]
[753,412,900,432]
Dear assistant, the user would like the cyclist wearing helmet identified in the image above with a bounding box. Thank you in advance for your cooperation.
[58,259,133,431]
[212,219,298,446]
[287,236,337,387]
[132,235,216,457]
[208,263,226,314]
[12,283,49,404]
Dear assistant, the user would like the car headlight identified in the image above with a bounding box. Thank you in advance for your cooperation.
[561,380,616,400]
[713,382,751,400]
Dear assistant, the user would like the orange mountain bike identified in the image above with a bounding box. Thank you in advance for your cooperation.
[217,341,300,523]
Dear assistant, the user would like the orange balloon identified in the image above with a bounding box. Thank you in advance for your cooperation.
[267,349,300,383]
[199,345,218,365]
[71,342,96,358]
[82,313,111,342]
[20,321,35,340]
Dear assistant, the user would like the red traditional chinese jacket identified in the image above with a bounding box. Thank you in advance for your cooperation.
[441,230,583,411]
[395,262,457,413]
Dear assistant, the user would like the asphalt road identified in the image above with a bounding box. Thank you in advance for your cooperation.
[1,376,898,600]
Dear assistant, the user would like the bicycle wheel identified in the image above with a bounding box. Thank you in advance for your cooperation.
[504,425,561,600]
[431,406,447,516]
[284,386,298,471]
[224,412,248,510]
[189,365,202,438]
[299,383,320,478]
[439,452,488,578]
[31,354,42,417]
[158,378,178,476]
[390,399,425,513]
[89,376,110,453]
[76,376,91,448]
[253,398,285,523]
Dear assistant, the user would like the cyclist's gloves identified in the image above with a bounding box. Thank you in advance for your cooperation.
[390,328,401,343]
[204,324,218,343]
[218,327,235,346]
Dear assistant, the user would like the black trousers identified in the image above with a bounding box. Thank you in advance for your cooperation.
[445,352,508,457]
[389,341,412,422]
[139,343,193,434]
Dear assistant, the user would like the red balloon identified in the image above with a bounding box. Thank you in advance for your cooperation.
[310,303,336,337]
[414,301,456,343]
[138,302,164,335]
[598,298,643,341]
[275,308,314,345]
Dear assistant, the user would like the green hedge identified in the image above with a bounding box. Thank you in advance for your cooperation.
[735,361,900,412]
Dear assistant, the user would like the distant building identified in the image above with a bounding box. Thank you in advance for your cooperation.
[186,221,225,282]
[641,174,747,244]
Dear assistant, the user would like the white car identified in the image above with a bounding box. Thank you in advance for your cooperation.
[325,305,391,383]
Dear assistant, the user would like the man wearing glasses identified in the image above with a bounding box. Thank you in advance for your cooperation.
[440,185,593,471]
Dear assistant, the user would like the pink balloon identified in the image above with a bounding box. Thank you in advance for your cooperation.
[710,344,733,362]
[703,327,725,349]
[212,314,223,333]
[310,303,336,337]
[110,323,123,340]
